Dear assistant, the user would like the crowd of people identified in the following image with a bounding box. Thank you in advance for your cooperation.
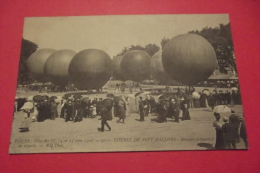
[213,111,248,149]
[15,83,246,149]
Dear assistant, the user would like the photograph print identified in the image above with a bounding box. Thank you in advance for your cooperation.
[10,14,248,154]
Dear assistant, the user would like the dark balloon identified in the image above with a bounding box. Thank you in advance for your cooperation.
[151,51,183,85]
[44,49,76,86]
[27,49,56,83]
[121,50,151,82]
[162,34,217,86]
[112,55,125,81]
[68,49,113,90]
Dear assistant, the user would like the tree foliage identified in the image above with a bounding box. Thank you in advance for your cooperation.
[115,44,160,57]
[188,23,235,74]
[160,37,170,50]
[18,38,38,84]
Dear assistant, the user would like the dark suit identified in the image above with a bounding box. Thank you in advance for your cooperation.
[139,100,145,121]
[222,123,237,149]
[229,114,240,142]
[100,107,111,131]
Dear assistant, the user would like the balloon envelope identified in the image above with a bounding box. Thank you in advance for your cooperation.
[27,49,56,83]
[151,51,183,85]
[162,34,217,85]
[121,50,151,82]
[68,49,113,90]
[44,49,76,86]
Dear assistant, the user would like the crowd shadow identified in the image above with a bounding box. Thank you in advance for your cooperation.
[197,143,215,150]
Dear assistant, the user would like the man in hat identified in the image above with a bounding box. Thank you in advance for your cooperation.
[99,105,111,132]
[64,99,75,122]
[74,98,83,122]
[229,110,241,142]
[222,116,237,149]
[139,97,145,121]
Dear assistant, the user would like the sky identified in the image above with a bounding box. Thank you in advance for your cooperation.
[23,14,230,58]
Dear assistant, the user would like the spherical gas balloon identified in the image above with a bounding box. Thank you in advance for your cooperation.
[68,49,113,90]
[162,34,217,86]
[121,50,151,82]
[44,49,76,86]
[112,55,125,81]
[151,51,183,85]
[27,49,56,83]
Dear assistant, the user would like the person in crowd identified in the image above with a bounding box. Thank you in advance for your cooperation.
[96,98,103,116]
[230,90,236,107]
[37,99,50,122]
[229,110,241,143]
[92,98,97,106]
[74,99,83,122]
[168,97,179,122]
[199,92,207,108]
[138,97,145,121]
[113,96,120,118]
[181,99,191,121]
[143,96,149,116]
[117,97,126,123]
[239,116,248,149]
[60,97,67,118]
[99,105,111,132]
[19,102,33,132]
[208,93,216,111]
[50,100,58,120]
[187,94,194,109]
[125,96,130,117]
[64,99,75,122]
[149,96,156,113]
[224,90,231,105]
[222,116,237,149]
[115,83,119,93]
[218,91,225,105]
[212,113,226,149]
[151,99,167,123]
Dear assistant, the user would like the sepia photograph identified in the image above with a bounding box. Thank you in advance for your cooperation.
[9,14,248,154]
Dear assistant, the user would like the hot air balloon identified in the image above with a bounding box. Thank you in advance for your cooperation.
[112,55,125,81]
[162,34,217,86]
[151,51,183,85]
[44,49,76,87]
[121,50,151,82]
[68,49,113,90]
[27,49,56,83]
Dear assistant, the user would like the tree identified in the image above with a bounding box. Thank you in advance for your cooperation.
[145,44,160,56]
[160,37,170,50]
[188,23,235,74]
[18,38,38,85]
[115,44,160,57]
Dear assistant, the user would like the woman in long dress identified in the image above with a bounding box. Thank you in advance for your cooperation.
[125,96,130,117]
[19,102,34,132]
[213,113,226,149]
[116,97,126,123]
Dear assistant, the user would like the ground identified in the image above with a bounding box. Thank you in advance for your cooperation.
[9,86,246,153]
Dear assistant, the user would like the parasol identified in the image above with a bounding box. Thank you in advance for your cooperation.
[213,105,232,113]
[192,92,200,99]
